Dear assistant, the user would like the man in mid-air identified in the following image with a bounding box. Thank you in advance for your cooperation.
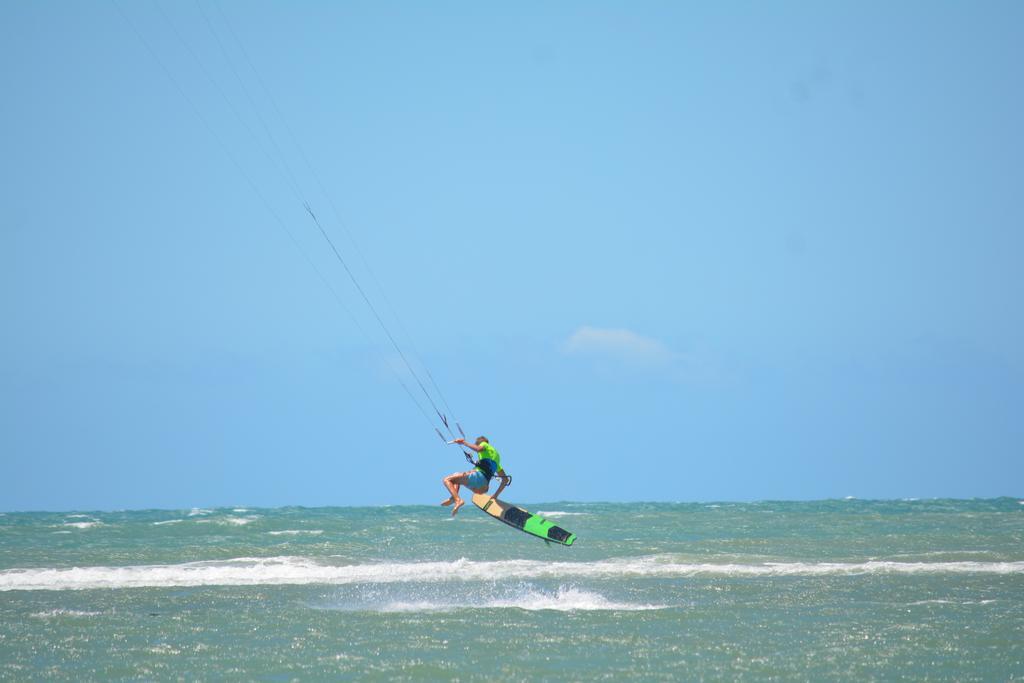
[441,436,510,516]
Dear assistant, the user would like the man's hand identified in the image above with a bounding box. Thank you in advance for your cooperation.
[453,438,465,445]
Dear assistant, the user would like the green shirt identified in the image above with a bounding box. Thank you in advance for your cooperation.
[476,442,501,475]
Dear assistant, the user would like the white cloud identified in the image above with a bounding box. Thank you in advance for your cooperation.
[563,326,674,366]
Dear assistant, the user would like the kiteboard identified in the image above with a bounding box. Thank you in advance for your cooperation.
[471,493,576,546]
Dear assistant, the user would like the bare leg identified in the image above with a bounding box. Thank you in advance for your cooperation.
[441,475,458,506]
[442,472,471,513]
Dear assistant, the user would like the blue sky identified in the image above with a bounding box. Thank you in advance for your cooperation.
[2,1,1022,511]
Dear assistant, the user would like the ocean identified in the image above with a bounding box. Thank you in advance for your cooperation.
[1,498,1022,680]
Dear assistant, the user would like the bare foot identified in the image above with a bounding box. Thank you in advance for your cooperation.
[440,497,454,507]
[451,498,465,516]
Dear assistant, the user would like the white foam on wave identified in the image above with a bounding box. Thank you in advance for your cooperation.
[268,530,324,536]
[197,515,260,527]
[153,519,183,526]
[486,586,665,612]
[4,555,1024,592]
[536,511,588,518]
[61,521,101,529]
[380,587,666,613]
[31,608,103,618]
[884,550,998,561]
[908,599,997,606]
[221,516,258,526]
[187,508,212,517]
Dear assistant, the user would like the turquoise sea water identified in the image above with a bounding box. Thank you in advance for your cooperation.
[2,498,1022,680]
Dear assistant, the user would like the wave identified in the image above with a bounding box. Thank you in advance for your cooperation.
[152,519,183,526]
[3,555,1024,592]
[60,521,101,529]
[268,530,324,536]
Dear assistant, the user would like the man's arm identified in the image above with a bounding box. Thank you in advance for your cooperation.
[453,438,483,453]
[492,469,511,499]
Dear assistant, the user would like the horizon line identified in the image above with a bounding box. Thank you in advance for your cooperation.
[3,495,1022,515]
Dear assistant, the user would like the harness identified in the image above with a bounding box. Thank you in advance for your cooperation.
[475,457,498,481]
[463,450,510,486]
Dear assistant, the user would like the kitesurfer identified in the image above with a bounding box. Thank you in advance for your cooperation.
[441,436,510,516]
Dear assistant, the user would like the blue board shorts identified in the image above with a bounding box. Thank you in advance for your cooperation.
[465,469,489,490]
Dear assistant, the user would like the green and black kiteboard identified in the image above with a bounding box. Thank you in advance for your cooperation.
[471,493,576,546]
